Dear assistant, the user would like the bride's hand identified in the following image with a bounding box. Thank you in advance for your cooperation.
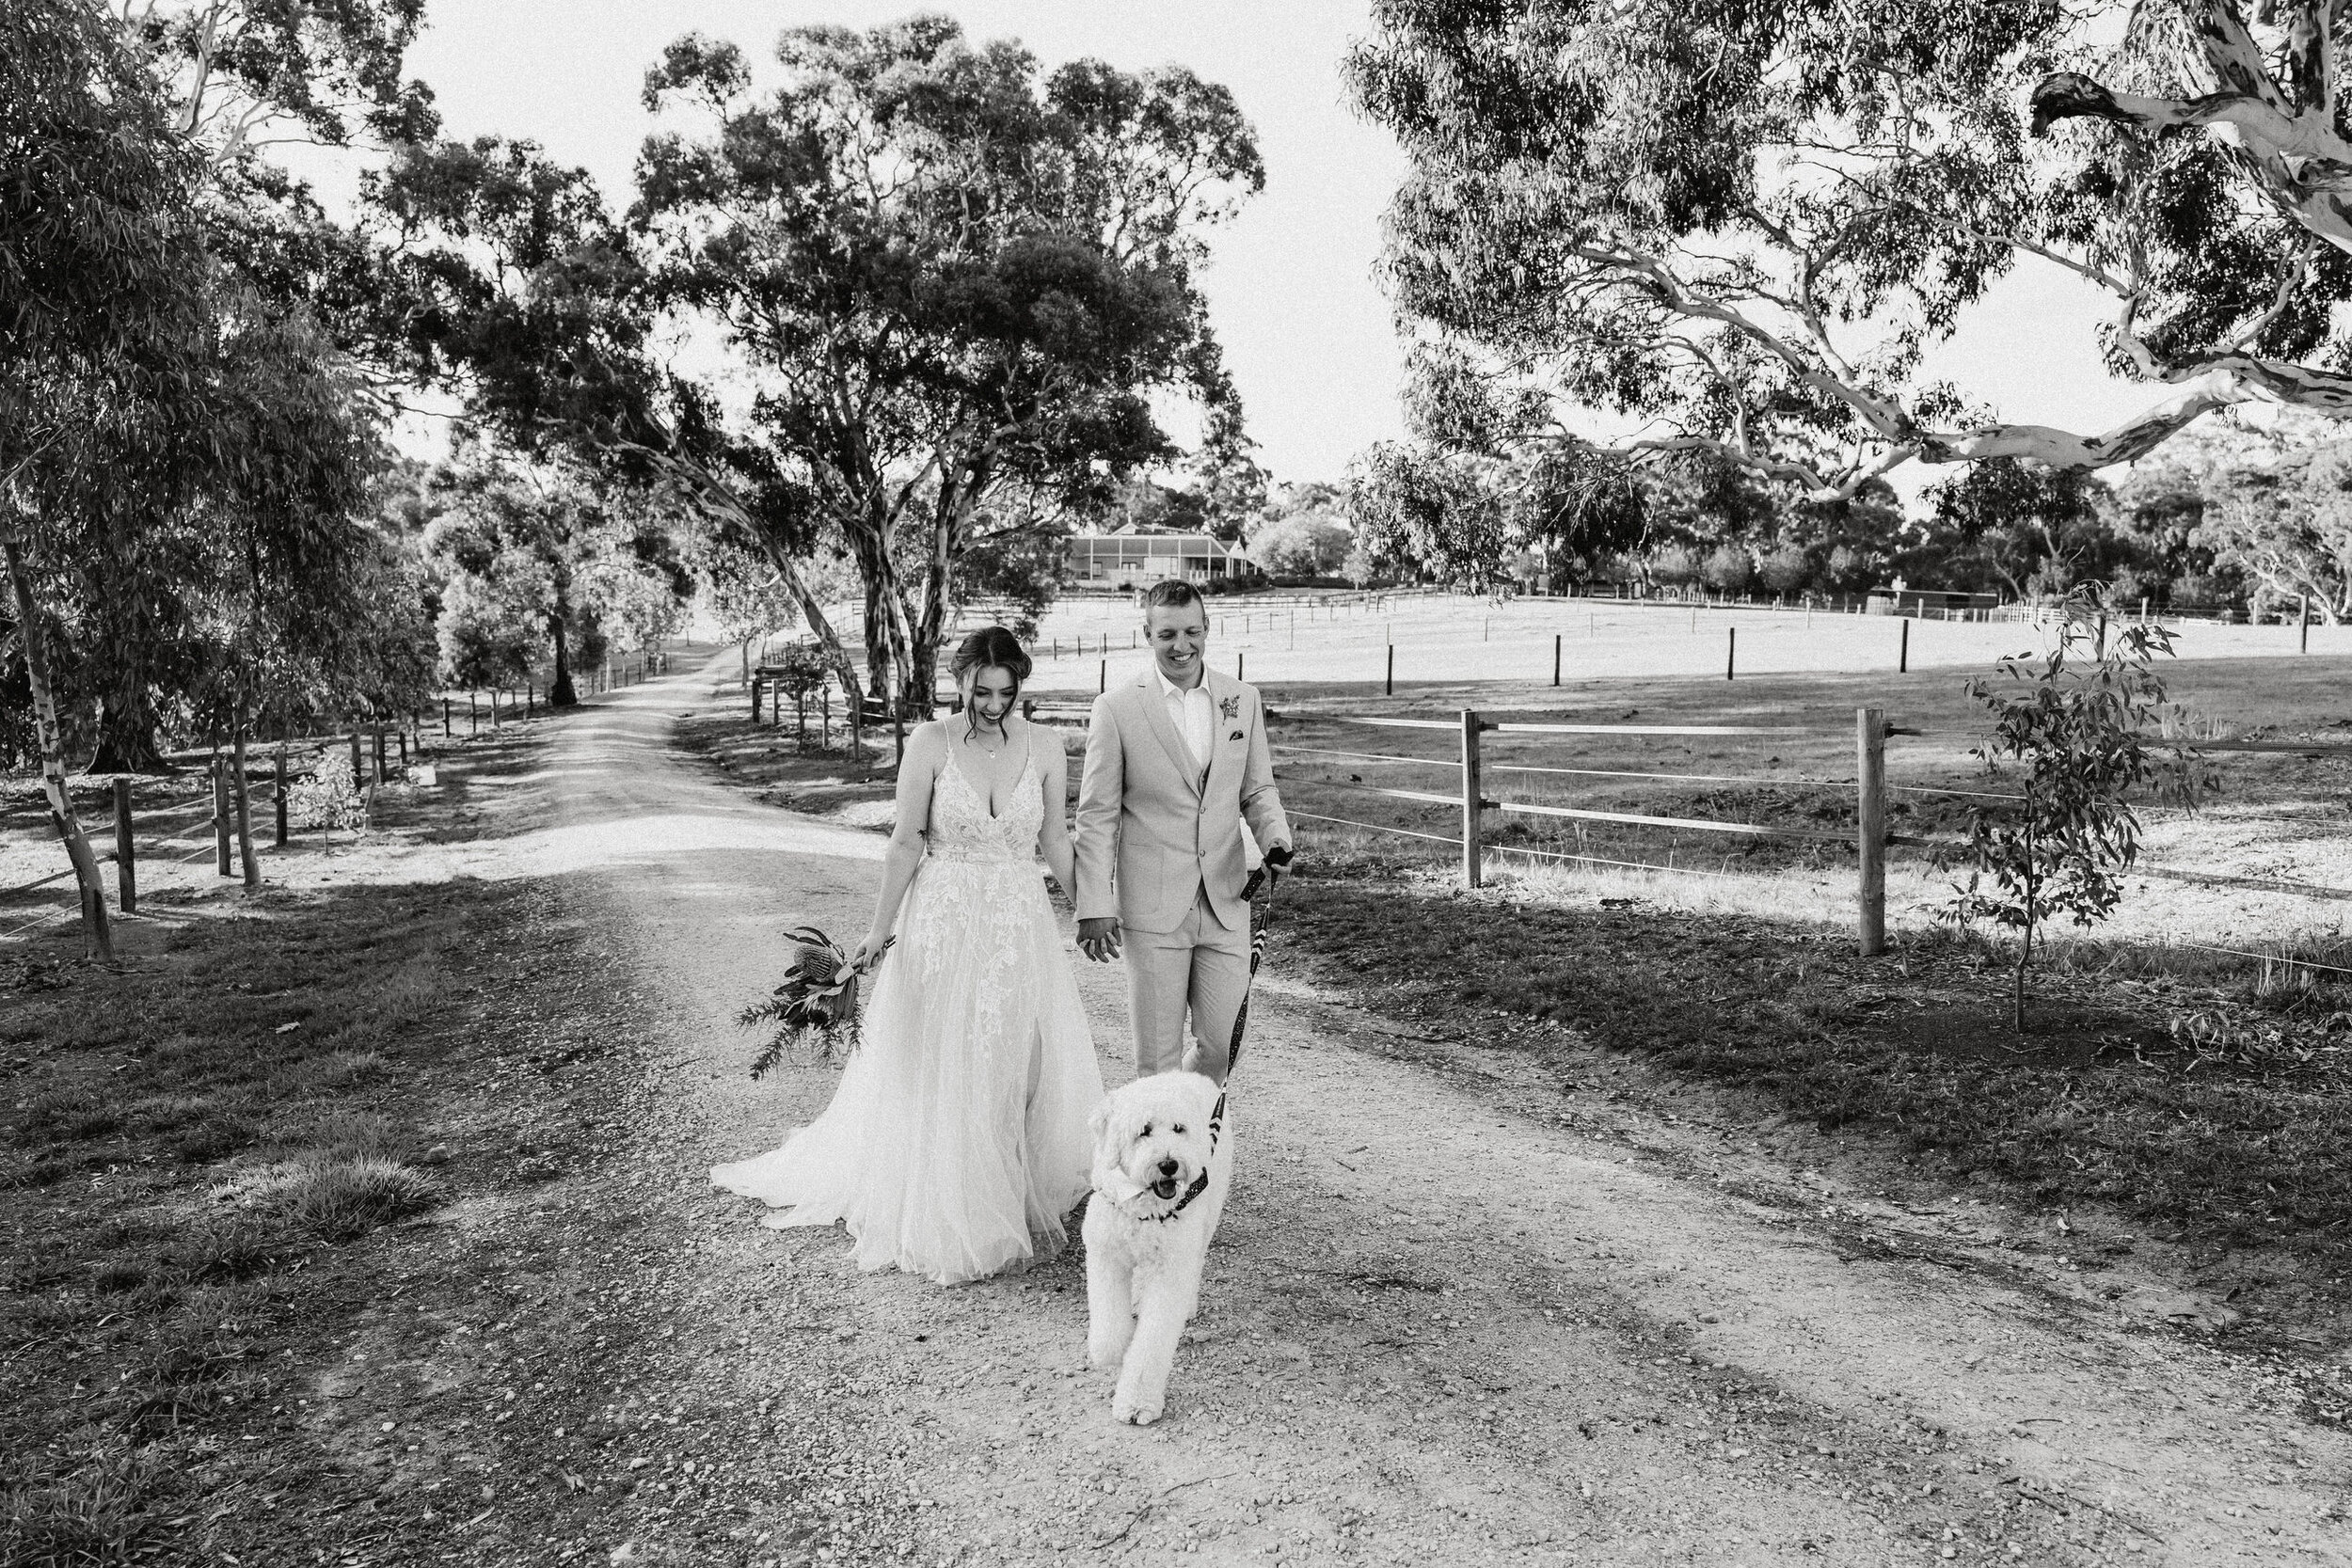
[848,931,893,973]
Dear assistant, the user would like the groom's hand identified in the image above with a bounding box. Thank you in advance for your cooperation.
[1077,917,1121,962]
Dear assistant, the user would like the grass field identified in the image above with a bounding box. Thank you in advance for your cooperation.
[1016,589,2346,689]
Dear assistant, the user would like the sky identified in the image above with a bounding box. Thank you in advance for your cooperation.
[386,0,2161,498]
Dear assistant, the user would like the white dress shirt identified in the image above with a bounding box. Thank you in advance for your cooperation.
[1154,663,1216,785]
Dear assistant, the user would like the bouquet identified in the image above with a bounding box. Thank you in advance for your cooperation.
[740,927,892,1077]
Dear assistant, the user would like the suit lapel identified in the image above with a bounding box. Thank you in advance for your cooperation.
[1200,670,1237,805]
[1133,671,1201,800]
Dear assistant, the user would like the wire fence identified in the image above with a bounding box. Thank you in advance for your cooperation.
[0,726,450,953]
[1261,705,2352,968]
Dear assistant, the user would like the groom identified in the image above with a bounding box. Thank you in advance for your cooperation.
[1075,578,1293,1085]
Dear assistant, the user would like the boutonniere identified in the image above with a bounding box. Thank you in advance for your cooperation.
[1218,694,1240,721]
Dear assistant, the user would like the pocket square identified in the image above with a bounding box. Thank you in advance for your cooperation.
[1228,730,1244,741]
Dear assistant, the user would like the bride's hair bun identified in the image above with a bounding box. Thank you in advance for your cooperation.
[951,626,1031,693]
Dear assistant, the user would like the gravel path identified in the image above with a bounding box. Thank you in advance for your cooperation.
[473,650,2352,1568]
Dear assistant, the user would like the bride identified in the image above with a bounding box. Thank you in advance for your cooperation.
[711,626,1105,1284]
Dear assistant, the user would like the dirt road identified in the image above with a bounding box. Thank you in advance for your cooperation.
[477,651,2352,1567]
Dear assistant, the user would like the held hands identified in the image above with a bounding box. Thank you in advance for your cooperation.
[1076,917,1121,963]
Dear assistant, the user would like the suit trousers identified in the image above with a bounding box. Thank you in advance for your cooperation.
[1122,884,1250,1082]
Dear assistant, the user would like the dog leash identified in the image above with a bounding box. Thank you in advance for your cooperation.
[1120,846,1291,1225]
[1222,843,1294,1081]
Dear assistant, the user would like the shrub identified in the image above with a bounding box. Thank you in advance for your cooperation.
[1758,542,1812,594]
[288,747,362,831]
[1648,542,1700,586]
[1700,542,1754,593]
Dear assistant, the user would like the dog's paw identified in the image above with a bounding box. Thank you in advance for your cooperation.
[1112,1393,1163,1426]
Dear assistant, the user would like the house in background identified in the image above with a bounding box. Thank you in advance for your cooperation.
[1864,585,2002,616]
[1065,524,1259,590]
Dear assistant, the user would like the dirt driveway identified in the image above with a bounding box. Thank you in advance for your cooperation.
[463,649,2352,1568]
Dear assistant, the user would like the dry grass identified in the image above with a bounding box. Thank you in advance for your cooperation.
[1250,655,2352,1324]
[0,878,521,1564]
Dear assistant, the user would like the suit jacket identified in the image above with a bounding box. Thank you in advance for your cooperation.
[1074,667,1290,934]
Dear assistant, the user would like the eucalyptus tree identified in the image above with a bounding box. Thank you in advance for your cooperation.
[125,0,439,166]
[3,0,213,951]
[40,0,442,771]
[631,17,1263,711]
[422,458,687,705]
[1348,439,1646,589]
[1347,0,2352,510]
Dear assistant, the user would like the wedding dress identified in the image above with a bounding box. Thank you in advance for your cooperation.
[710,737,1105,1285]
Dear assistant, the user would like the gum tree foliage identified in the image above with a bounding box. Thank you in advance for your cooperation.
[691,529,803,682]
[422,460,686,705]
[1923,460,2123,600]
[631,18,1263,713]
[1941,592,2195,1032]
[2193,439,2352,617]
[69,1,444,768]
[5,0,218,951]
[1246,483,1355,578]
[1346,1,2352,520]
[954,518,1068,642]
[126,0,438,166]
[1348,439,1645,589]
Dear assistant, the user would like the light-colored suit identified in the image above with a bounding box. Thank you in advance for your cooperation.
[1075,666,1290,1076]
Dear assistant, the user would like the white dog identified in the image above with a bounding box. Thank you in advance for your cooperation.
[1082,1070,1235,1425]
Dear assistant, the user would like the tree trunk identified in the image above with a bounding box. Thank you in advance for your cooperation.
[2016,826,2036,1036]
[2,536,111,959]
[862,565,891,704]
[549,609,579,706]
[748,534,861,721]
[90,686,170,773]
[231,710,259,890]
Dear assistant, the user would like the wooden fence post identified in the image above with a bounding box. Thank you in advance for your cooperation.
[442,697,451,736]
[212,756,231,877]
[469,693,478,735]
[372,726,387,786]
[1237,651,1245,683]
[1857,706,1886,957]
[349,728,364,784]
[112,777,135,915]
[275,743,290,846]
[1385,642,1394,697]
[1726,626,1737,680]
[1460,707,1486,891]
[1898,618,1909,673]
[1099,658,1107,694]
[1553,633,1562,687]
[232,736,259,889]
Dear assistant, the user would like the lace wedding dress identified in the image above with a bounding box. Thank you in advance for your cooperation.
[710,738,1104,1285]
